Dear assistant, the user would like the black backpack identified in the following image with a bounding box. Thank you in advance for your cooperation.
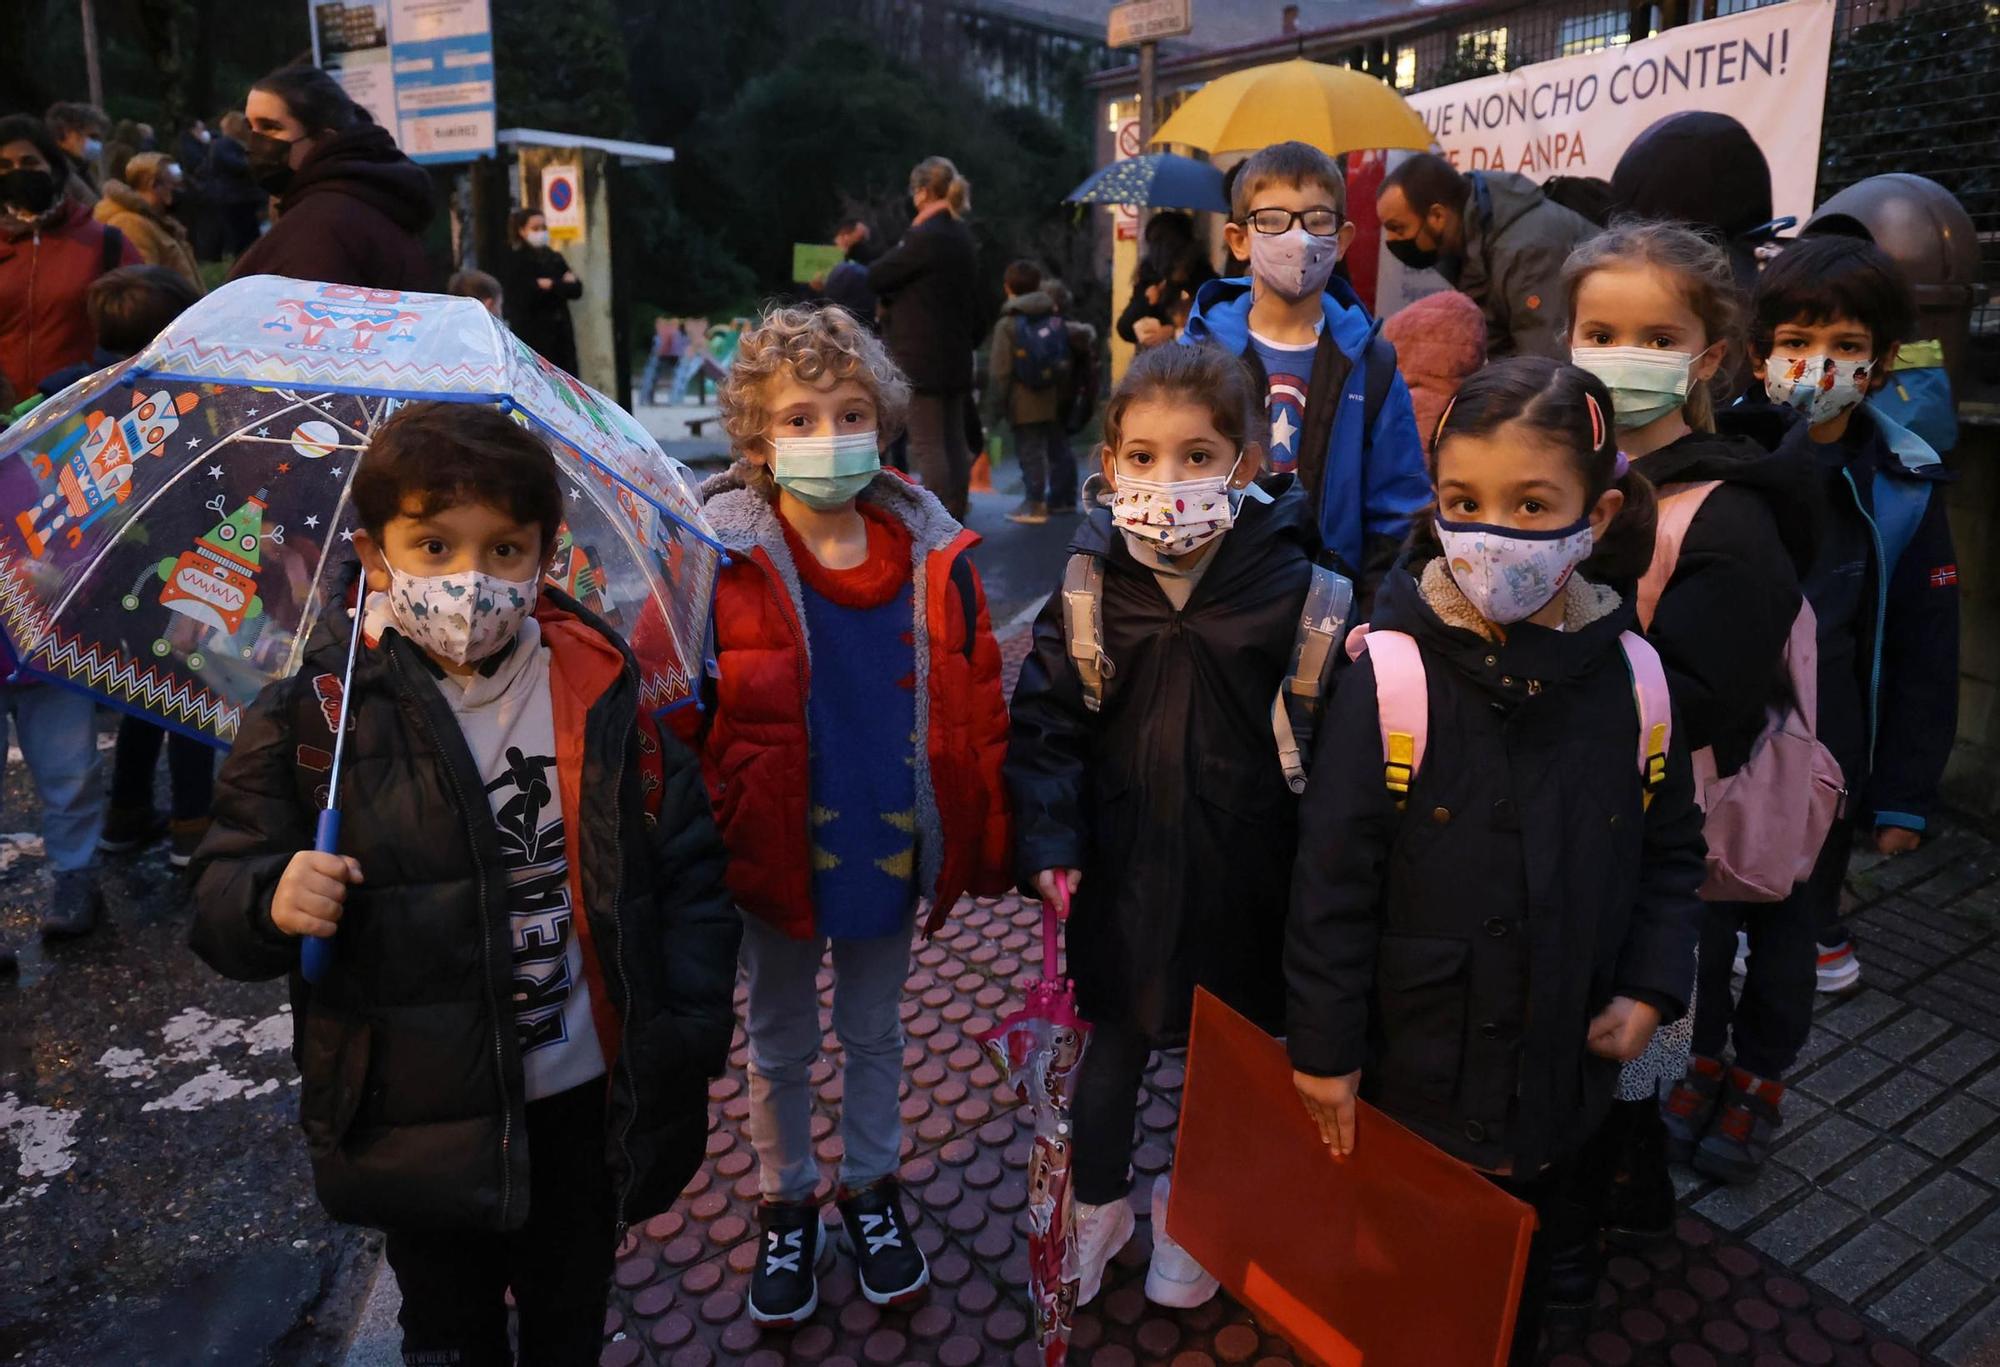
[1011,313,1071,390]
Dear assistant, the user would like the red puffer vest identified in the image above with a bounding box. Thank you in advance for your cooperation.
[680,470,1013,938]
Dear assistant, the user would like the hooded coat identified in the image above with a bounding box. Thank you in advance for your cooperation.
[1180,275,1430,581]
[1633,430,1820,775]
[1452,170,1598,361]
[93,180,203,288]
[1007,478,1317,1042]
[230,124,435,292]
[0,198,140,401]
[987,289,1065,428]
[679,469,1013,939]
[1286,561,1706,1174]
[188,587,741,1233]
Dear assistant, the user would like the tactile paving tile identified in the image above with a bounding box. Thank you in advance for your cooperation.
[600,893,1932,1366]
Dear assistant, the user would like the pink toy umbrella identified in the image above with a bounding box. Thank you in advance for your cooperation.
[977,881,1089,1366]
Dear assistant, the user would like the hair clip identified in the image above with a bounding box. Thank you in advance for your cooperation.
[1431,394,1458,453]
[1613,450,1631,479]
[1586,392,1606,450]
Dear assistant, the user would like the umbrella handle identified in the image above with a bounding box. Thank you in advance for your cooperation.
[1044,877,1069,982]
[299,808,340,984]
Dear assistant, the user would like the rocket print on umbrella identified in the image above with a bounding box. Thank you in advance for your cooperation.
[15,389,200,557]
[123,489,282,669]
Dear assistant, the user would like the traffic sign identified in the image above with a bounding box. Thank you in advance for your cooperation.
[1108,0,1192,48]
[541,162,585,243]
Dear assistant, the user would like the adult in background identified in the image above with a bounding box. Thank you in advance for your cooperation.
[204,112,263,261]
[44,102,108,205]
[1377,152,1595,360]
[231,65,434,291]
[820,216,879,325]
[0,115,140,408]
[498,208,582,374]
[867,155,980,519]
[1117,211,1214,349]
[95,153,204,289]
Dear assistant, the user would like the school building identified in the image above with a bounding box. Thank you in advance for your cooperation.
[1086,0,2000,826]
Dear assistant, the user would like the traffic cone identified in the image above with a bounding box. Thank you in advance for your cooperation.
[970,452,994,493]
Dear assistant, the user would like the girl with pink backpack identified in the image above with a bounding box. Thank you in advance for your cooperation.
[1287,358,1707,1364]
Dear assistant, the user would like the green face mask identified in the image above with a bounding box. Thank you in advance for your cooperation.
[771,430,880,510]
[1570,346,1694,429]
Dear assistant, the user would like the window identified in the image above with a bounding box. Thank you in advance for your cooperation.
[1558,11,1634,54]
[1394,46,1417,90]
[1463,25,1509,68]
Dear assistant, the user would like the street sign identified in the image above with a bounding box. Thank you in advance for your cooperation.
[1113,118,1141,241]
[541,162,584,243]
[1108,0,1192,48]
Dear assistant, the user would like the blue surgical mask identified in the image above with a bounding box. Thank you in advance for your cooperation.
[771,430,881,510]
[83,137,103,161]
[1570,346,1694,429]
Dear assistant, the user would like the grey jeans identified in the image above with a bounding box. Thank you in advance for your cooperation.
[906,392,971,521]
[739,911,915,1203]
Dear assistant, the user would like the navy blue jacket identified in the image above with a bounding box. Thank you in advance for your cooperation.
[1775,404,1959,832]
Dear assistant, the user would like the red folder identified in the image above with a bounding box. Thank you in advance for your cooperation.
[1168,990,1536,1367]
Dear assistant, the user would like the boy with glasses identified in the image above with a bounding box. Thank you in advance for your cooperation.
[1182,141,1429,592]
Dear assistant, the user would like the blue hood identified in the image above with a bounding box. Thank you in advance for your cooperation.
[1181,273,1379,361]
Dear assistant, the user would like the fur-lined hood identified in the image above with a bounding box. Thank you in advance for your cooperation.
[1415,556,1623,641]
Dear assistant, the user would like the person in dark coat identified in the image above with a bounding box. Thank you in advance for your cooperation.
[867,156,981,519]
[200,112,264,261]
[498,207,583,373]
[1115,211,1215,349]
[820,216,879,326]
[1287,359,1706,1365]
[1009,342,1314,1312]
[187,404,740,1364]
[231,65,434,292]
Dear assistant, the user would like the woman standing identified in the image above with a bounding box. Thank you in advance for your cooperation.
[94,152,203,289]
[499,207,583,374]
[229,65,434,291]
[867,156,980,520]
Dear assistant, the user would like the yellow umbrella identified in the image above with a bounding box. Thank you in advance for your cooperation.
[1150,58,1433,158]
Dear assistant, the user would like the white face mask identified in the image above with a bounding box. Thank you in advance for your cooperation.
[770,429,881,510]
[1247,227,1341,302]
[1434,514,1596,625]
[1569,346,1696,430]
[1111,472,1237,562]
[1764,354,1873,425]
[386,564,540,666]
[524,228,551,249]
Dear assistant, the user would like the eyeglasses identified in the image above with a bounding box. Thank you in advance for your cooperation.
[1237,207,1344,237]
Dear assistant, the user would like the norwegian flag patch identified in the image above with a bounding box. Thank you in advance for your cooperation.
[1930,564,1959,587]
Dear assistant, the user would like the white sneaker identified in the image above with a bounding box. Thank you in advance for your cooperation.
[1144,1174,1220,1308]
[1733,930,1749,979]
[1070,1194,1135,1306]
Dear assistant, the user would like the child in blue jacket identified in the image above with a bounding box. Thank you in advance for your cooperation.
[1180,141,1430,589]
[1673,234,1959,1183]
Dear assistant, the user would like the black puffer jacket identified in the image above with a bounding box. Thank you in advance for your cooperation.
[1635,430,1820,775]
[1006,478,1316,1041]
[867,212,980,393]
[1287,561,1706,1173]
[230,123,435,291]
[189,587,740,1233]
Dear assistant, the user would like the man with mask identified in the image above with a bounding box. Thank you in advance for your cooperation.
[43,102,110,207]
[0,115,140,408]
[1378,152,1595,361]
[1180,141,1429,593]
[228,64,435,291]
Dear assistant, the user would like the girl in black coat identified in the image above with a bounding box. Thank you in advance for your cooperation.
[1287,360,1706,1365]
[1008,342,1314,1311]
[500,207,583,375]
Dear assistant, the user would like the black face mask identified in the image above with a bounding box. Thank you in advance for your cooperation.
[0,168,57,217]
[1384,235,1439,272]
[246,132,300,195]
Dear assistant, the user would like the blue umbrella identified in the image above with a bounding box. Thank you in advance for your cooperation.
[1064,152,1228,214]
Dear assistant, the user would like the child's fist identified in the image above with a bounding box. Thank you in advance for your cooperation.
[272,850,364,938]
[1875,826,1922,856]
[1585,996,1661,1062]
[1033,869,1082,917]
[1293,1069,1361,1157]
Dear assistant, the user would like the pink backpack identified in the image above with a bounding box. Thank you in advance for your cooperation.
[1359,625,1673,813]
[1635,480,1845,902]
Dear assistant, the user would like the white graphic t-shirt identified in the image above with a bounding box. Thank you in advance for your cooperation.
[432,617,606,1101]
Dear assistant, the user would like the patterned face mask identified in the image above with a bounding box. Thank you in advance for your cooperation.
[386,564,540,666]
[1111,473,1237,561]
[1764,354,1872,425]
[1434,514,1596,625]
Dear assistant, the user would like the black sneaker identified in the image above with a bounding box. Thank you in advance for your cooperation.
[748,1200,826,1326]
[1601,1100,1676,1248]
[837,1178,928,1305]
[99,807,165,854]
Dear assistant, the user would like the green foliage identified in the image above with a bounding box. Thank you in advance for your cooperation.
[1428,34,1509,88]
[493,0,634,137]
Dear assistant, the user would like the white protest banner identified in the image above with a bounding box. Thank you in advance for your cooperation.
[1404,0,1835,226]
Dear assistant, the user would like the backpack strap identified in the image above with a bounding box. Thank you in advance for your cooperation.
[1360,628,1426,809]
[1634,479,1722,630]
[1360,328,1398,443]
[1619,630,1673,809]
[1060,552,1113,712]
[1273,563,1355,794]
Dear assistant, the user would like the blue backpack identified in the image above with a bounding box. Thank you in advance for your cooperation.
[1012,314,1071,390]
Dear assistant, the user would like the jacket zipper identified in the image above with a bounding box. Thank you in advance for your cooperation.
[390,645,516,1226]
[1841,467,1889,762]
[751,552,813,882]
